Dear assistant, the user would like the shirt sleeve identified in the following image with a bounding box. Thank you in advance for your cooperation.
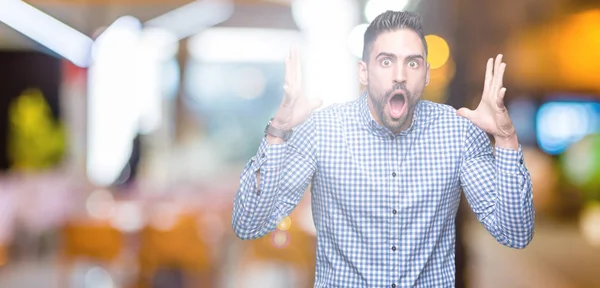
[459,121,535,249]
[232,115,317,240]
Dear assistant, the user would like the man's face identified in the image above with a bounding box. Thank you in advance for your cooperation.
[358,29,430,133]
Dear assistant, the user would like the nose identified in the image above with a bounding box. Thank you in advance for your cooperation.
[393,64,407,84]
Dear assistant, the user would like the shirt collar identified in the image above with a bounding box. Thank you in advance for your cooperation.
[358,92,424,137]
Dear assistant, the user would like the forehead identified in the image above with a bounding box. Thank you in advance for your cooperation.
[369,29,425,59]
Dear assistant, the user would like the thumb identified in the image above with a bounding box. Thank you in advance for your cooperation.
[309,96,323,110]
[457,107,474,119]
[281,85,297,107]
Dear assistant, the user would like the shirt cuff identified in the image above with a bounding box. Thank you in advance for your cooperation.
[495,145,525,175]
[251,137,287,172]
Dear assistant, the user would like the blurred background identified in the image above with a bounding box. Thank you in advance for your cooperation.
[0,0,599,287]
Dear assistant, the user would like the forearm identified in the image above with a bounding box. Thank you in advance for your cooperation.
[232,126,317,240]
[255,135,285,187]
[462,124,534,249]
[232,138,287,240]
[489,146,534,248]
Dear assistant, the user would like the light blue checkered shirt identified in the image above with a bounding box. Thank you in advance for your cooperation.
[232,94,535,287]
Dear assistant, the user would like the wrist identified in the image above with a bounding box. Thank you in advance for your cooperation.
[494,133,519,150]
[266,134,286,145]
[271,119,289,131]
[265,118,293,142]
[271,111,290,129]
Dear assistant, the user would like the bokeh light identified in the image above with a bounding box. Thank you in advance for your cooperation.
[579,202,600,247]
[555,10,600,90]
[84,266,115,288]
[277,216,292,231]
[270,230,290,249]
[536,102,600,155]
[522,147,558,214]
[425,34,450,69]
[364,0,410,23]
[232,66,267,100]
[347,23,369,59]
[109,201,144,233]
[561,133,600,199]
[422,57,455,103]
[149,202,179,231]
[86,189,116,220]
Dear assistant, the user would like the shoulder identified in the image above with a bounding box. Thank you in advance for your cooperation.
[419,100,472,128]
[420,100,461,119]
[418,100,488,145]
[311,98,362,125]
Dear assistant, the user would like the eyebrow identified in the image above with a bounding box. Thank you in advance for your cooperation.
[375,52,425,61]
[406,54,425,61]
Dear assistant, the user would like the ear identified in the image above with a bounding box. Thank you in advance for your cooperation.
[358,60,368,86]
[425,62,431,86]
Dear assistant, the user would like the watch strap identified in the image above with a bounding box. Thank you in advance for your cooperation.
[265,119,292,140]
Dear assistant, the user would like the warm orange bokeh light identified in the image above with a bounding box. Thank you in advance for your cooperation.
[555,10,600,90]
[507,9,600,92]
[425,34,450,70]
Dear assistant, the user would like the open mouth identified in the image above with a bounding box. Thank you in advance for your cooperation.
[389,93,406,119]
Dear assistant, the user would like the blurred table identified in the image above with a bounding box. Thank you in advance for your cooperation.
[465,220,600,288]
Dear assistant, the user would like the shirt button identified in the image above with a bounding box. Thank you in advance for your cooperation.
[520,158,524,164]
[392,209,397,214]
[256,189,261,196]
[261,153,266,158]
[392,284,396,288]
[392,172,396,177]
[392,246,396,251]
[389,135,394,140]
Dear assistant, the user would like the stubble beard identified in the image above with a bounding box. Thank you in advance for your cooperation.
[367,84,417,133]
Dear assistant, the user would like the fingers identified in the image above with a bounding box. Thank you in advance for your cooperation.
[294,47,302,93]
[309,96,323,110]
[497,87,507,109]
[282,48,296,106]
[484,58,493,94]
[484,54,507,105]
[493,54,505,93]
[456,107,474,120]
[281,84,294,107]
[494,54,503,77]
[290,47,298,89]
[285,49,292,89]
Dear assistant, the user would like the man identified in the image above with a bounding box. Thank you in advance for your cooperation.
[232,10,534,288]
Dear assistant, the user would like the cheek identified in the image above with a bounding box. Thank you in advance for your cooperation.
[408,71,427,88]
[369,67,389,80]
[371,76,390,91]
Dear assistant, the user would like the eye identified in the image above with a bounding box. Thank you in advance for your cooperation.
[381,58,392,67]
[408,60,419,68]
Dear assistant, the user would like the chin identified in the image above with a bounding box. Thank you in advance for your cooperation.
[383,117,407,132]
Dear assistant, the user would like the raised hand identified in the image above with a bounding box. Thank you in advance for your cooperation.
[457,54,518,148]
[271,47,322,131]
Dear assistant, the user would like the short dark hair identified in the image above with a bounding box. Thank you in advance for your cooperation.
[362,11,428,62]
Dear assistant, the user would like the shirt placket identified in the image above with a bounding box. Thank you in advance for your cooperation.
[389,133,402,287]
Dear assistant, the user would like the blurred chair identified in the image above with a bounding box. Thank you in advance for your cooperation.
[58,220,125,287]
[136,211,214,288]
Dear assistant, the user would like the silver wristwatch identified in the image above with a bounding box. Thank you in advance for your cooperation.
[264,118,293,141]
